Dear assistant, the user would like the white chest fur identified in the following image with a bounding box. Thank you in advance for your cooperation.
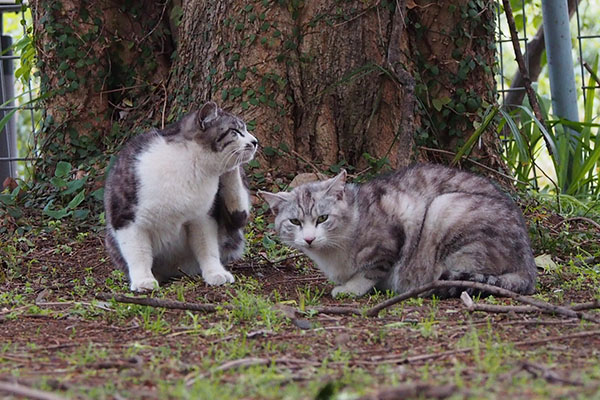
[304,247,354,284]
[133,138,219,233]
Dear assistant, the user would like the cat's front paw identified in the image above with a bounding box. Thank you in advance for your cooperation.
[203,270,235,286]
[130,277,159,292]
[332,285,360,298]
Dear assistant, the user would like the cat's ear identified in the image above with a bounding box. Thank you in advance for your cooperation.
[197,101,219,130]
[324,169,347,200]
[258,190,291,215]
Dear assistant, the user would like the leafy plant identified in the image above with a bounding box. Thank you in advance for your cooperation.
[456,55,600,200]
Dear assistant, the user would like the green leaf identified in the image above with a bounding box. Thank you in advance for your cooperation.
[262,234,275,249]
[7,206,22,219]
[230,87,243,98]
[0,194,15,206]
[263,146,277,156]
[453,106,498,164]
[72,209,90,220]
[55,161,72,178]
[432,96,451,112]
[43,201,70,219]
[50,177,67,189]
[63,178,86,195]
[278,142,289,153]
[91,188,105,201]
[67,190,86,209]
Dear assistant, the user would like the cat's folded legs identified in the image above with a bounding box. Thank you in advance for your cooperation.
[188,217,235,285]
[114,225,159,292]
[331,273,376,297]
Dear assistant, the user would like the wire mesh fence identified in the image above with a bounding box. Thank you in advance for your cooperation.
[0,1,599,183]
[0,3,39,182]
[495,0,600,112]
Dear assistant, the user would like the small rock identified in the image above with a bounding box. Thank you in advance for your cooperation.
[289,172,328,188]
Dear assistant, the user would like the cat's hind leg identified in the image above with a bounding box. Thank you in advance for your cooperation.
[113,225,158,292]
[188,217,235,285]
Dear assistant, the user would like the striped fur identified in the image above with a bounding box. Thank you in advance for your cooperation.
[260,164,537,298]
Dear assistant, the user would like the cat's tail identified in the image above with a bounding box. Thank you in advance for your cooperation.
[433,270,537,298]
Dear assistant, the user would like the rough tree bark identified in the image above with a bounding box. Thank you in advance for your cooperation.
[32,0,500,177]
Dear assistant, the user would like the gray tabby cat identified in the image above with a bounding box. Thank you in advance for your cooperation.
[259,164,537,297]
[104,101,258,292]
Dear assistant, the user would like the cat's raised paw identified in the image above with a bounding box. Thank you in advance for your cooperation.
[130,277,159,292]
[203,270,235,286]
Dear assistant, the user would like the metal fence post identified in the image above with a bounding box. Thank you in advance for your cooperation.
[0,21,16,183]
[541,0,580,123]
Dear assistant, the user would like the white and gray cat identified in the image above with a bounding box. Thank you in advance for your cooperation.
[104,101,258,292]
[260,164,537,297]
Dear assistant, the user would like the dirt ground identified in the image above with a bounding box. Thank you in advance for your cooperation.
[1,213,600,399]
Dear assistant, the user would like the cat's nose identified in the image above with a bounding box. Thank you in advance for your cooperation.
[251,139,258,147]
[304,237,315,245]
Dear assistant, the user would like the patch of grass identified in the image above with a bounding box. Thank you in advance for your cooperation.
[296,285,326,309]
[230,292,283,331]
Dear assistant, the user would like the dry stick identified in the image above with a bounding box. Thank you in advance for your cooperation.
[571,299,600,311]
[501,0,551,154]
[98,292,363,318]
[461,291,538,314]
[365,280,600,324]
[520,360,584,386]
[309,305,362,316]
[368,329,600,365]
[97,293,231,313]
[0,381,68,400]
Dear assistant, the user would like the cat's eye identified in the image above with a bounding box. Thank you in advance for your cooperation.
[316,215,328,224]
[289,218,302,226]
[230,128,244,137]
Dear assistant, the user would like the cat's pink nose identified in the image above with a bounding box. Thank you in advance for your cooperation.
[304,237,315,245]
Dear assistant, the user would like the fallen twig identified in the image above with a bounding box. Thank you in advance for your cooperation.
[97,293,230,313]
[571,300,600,311]
[358,382,458,400]
[462,291,600,319]
[365,280,600,324]
[214,357,270,372]
[308,305,362,316]
[0,381,68,400]
[461,291,538,314]
[512,329,600,348]
[360,329,600,365]
[87,356,142,371]
[519,360,583,386]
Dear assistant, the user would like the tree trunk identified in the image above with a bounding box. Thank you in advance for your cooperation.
[33,0,501,179]
[31,0,172,176]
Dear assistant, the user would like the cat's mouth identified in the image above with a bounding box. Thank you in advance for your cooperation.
[241,145,257,163]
